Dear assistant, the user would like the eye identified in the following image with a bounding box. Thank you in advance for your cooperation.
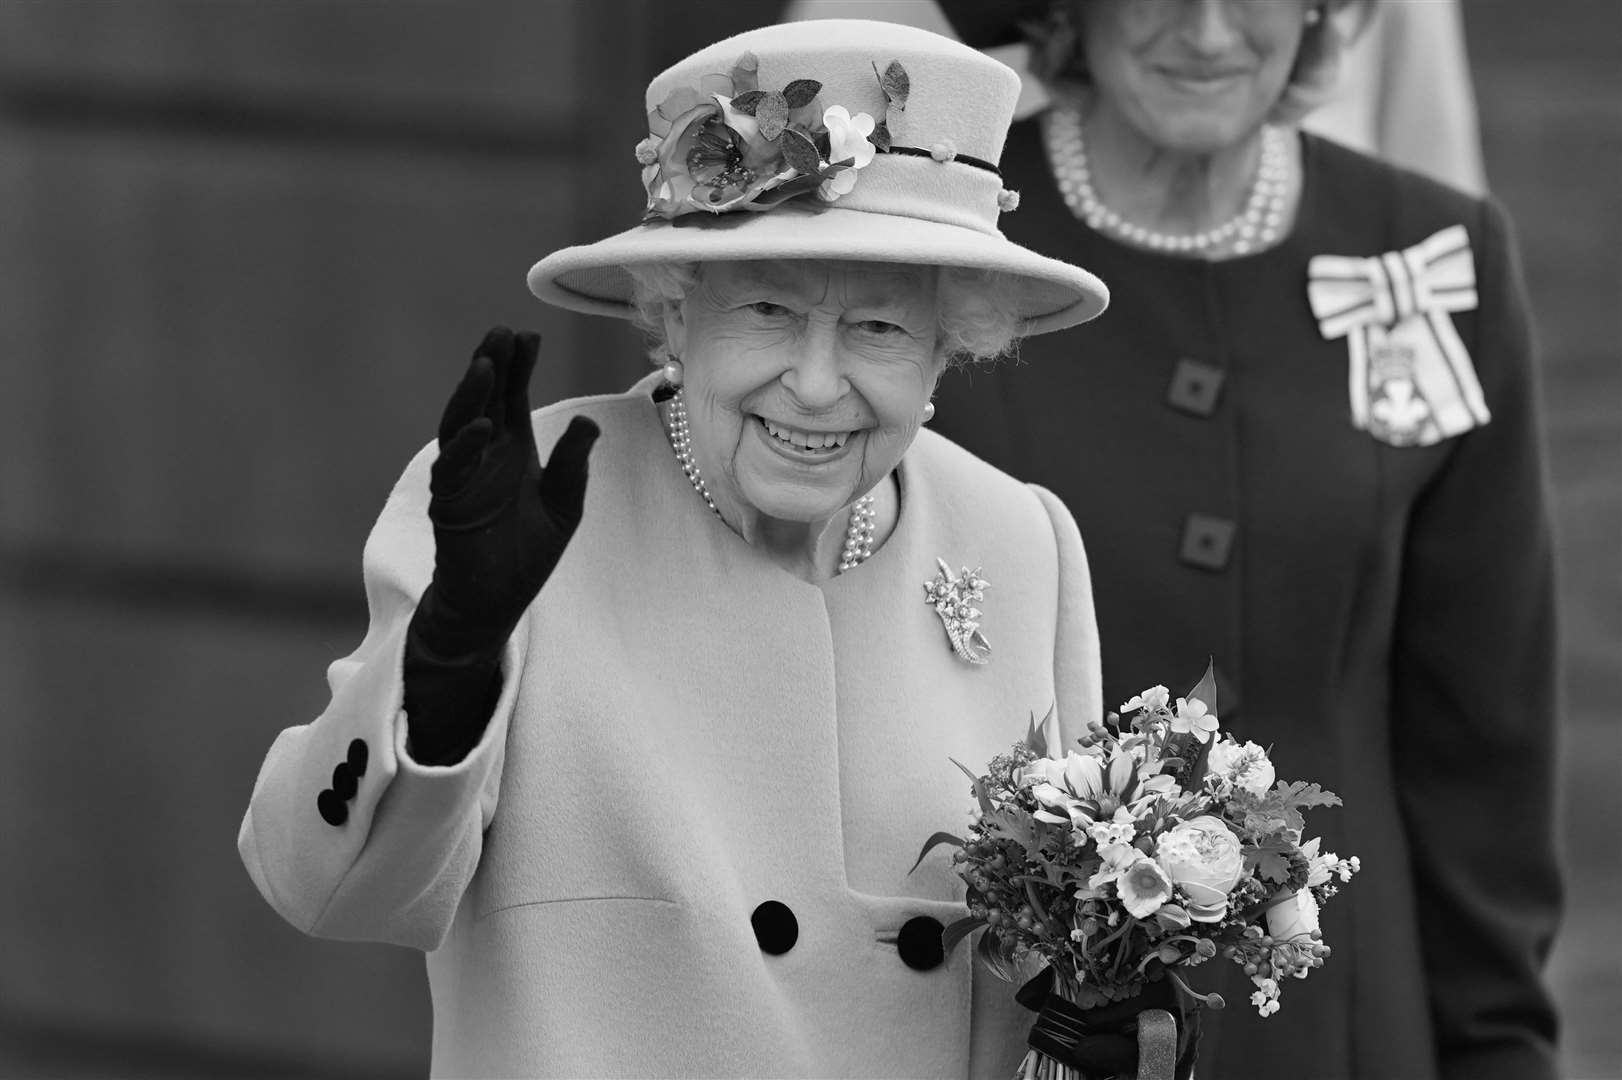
[856,319,904,335]
[749,301,791,317]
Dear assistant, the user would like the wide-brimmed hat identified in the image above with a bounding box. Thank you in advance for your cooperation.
[528,19,1107,335]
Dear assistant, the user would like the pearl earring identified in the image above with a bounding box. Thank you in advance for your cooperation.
[1305,5,1324,26]
[922,401,936,423]
[661,356,684,387]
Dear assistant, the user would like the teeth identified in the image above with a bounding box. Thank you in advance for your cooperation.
[762,418,852,451]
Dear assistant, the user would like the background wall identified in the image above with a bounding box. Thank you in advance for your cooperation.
[0,2,1616,1078]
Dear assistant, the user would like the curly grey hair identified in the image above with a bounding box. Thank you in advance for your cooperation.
[623,261,1026,367]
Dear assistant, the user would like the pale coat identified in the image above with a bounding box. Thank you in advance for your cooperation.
[238,378,1103,1078]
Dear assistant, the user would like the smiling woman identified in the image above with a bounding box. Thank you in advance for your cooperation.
[925,0,1565,1075]
[623,258,1027,572]
[237,18,1125,1080]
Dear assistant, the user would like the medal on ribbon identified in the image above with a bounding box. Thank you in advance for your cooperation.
[1307,224,1490,447]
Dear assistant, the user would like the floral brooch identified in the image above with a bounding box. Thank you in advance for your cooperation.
[924,558,991,665]
[637,53,910,220]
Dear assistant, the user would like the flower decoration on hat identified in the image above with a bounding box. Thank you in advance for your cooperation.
[640,51,912,221]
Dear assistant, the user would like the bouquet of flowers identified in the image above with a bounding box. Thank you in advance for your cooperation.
[914,665,1358,1080]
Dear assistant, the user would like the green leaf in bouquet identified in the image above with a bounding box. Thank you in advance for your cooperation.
[952,757,996,816]
[984,805,1038,850]
[1184,659,1219,713]
[781,78,822,108]
[942,915,988,956]
[1023,705,1057,756]
[755,91,790,141]
[1184,658,1220,777]
[908,831,965,875]
[1245,835,1295,884]
[870,118,893,152]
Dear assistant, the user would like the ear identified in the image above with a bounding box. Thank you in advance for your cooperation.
[662,299,688,358]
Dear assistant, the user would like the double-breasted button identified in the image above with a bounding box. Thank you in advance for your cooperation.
[347,738,369,777]
[1179,514,1237,571]
[1166,358,1225,417]
[316,788,349,827]
[331,763,358,801]
[751,900,798,955]
[897,915,946,971]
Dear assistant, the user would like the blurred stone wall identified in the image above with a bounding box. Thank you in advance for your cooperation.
[1466,2,1622,1078]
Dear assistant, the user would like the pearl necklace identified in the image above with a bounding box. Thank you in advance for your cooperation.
[663,389,876,574]
[1045,103,1289,256]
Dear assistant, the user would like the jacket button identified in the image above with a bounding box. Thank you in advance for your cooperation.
[751,900,798,956]
[897,915,946,971]
[331,762,358,801]
[347,738,369,777]
[1178,514,1237,571]
[316,788,349,827]
[1166,358,1225,417]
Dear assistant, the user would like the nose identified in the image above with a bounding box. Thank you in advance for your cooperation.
[780,321,849,409]
[1179,0,1243,53]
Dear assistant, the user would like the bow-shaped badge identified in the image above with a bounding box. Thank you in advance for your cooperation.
[924,558,990,665]
[1307,224,1490,447]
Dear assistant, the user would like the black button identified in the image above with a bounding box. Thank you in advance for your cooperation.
[751,900,798,955]
[331,762,358,801]
[897,915,946,971]
[347,738,369,777]
[1179,514,1237,571]
[316,789,349,827]
[1166,358,1225,417]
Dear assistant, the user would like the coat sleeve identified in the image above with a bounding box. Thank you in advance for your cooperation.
[236,439,527,953]
[1388,197,1563,1080]
[1030,483,1104,750]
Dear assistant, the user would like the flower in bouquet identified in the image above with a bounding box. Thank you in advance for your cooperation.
[1155,815,1245,922]
[1204,737,1275,797]
[911,661,1360,1080]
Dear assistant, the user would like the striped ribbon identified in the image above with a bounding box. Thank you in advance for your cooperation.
[1307,225,1490,446]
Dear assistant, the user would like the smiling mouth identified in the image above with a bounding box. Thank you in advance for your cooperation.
[1160,69,1246,86]
[757,416,854,454]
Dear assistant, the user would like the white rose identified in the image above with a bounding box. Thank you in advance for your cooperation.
[1156,815,1245,922]
[1205,738,1276,797]
[1266,889,1321,942]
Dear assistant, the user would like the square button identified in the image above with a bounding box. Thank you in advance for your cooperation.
[1166,358,1226,417]
[1179,513,1237,571]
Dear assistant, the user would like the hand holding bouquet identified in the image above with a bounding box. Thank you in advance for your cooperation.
[914,665,1359,1080]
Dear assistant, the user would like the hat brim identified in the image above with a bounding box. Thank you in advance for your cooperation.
[527,203,1108,335]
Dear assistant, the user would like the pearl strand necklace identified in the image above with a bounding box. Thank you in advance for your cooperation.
[663,389,876,574]
[1045,103,1289,256]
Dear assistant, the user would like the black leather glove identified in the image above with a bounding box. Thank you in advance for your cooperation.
[402,327,599,765]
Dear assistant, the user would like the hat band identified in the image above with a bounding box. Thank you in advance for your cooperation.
[832,153,1004,234]
[877,144,1001,178]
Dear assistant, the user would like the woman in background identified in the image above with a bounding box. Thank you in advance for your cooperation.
[923,2,1562,1078]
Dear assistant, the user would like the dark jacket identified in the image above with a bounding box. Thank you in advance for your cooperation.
[934,122,1562,1080]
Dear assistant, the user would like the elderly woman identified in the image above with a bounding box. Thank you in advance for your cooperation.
[238,19,1114,1079]
[922,2,1563,1079]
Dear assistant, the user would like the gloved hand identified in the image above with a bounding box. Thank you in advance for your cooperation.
[402,327,600,764]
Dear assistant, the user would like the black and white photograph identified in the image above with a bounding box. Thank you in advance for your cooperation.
[0,2,1617,1078]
